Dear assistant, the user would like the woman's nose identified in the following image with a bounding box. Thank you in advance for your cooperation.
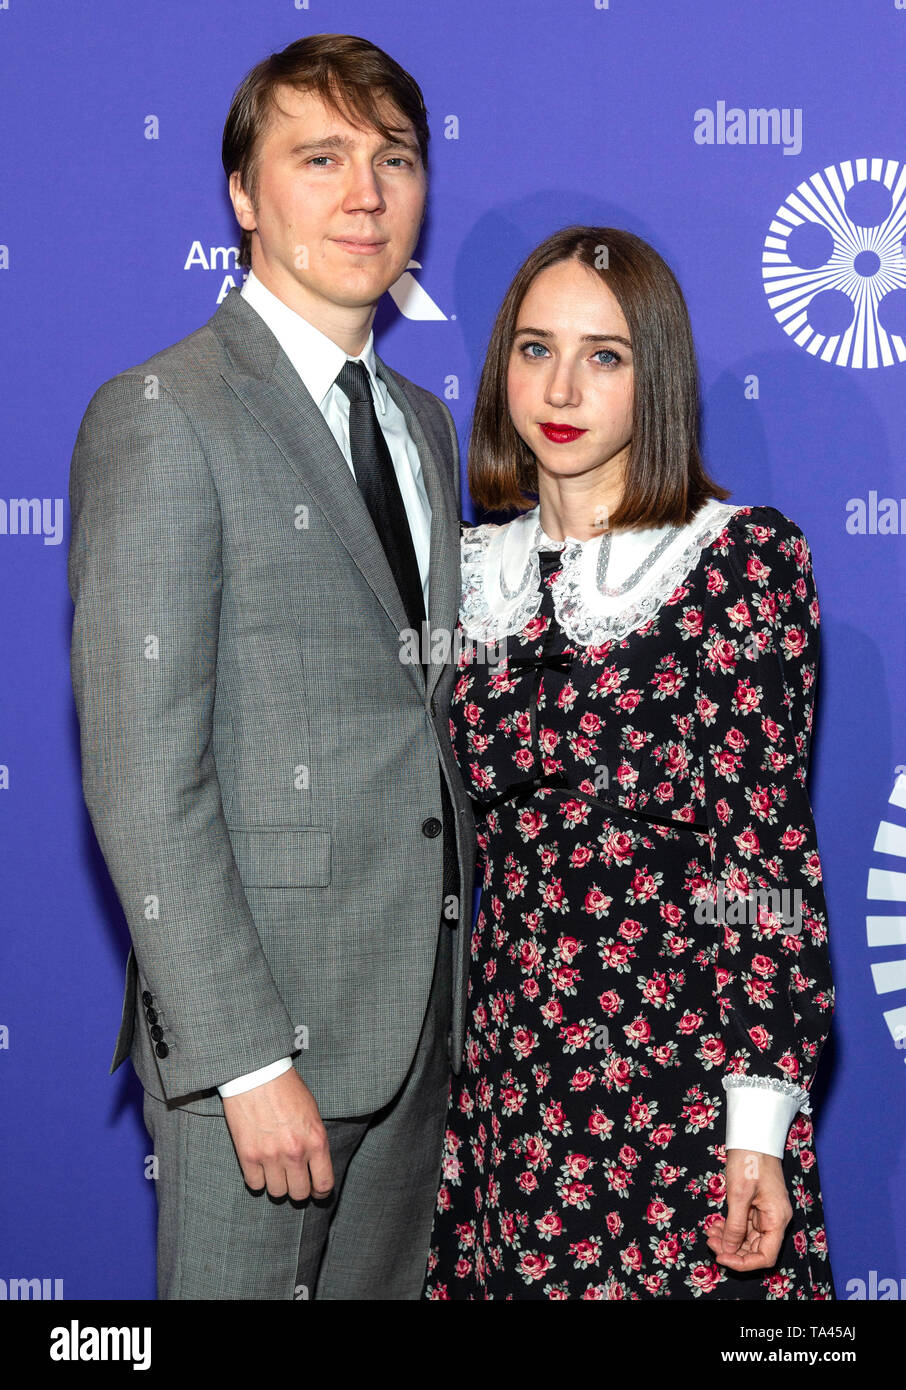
[545,365,580,407]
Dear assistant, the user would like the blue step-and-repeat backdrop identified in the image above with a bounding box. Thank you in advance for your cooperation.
[1,0,904,1302]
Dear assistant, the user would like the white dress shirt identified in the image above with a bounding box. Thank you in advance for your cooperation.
[218,269,433,1100]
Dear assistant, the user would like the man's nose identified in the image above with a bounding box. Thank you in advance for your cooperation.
[342,163,386,211]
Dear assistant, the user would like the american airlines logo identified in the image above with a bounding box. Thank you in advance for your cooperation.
[387,259,447,320]
[185,243,449,319]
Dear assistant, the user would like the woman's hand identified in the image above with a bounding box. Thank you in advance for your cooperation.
[706,1148,793,1271]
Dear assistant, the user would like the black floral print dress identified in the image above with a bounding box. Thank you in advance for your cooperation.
[423,500,835,1300]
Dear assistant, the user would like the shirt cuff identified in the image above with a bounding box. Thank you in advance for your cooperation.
[722,1077,809,1159]
[217,1056,294,1098]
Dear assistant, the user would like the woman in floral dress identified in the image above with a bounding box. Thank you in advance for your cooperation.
[423,226,835,1300]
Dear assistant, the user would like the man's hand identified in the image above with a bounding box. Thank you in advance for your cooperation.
[706,1148,792,1271]
[221,1066,334,1201]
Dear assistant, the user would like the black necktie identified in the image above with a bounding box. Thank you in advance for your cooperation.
[333,358,459,925]
[334,360,426,644]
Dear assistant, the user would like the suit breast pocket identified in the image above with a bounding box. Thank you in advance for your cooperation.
[227,826,331,886]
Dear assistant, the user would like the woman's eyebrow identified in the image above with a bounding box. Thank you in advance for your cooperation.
[514,326,632,347]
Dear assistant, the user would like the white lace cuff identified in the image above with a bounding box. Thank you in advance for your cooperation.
[722,1075,811,1159]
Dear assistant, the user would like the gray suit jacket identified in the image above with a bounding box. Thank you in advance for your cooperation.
[68,287,476,1118]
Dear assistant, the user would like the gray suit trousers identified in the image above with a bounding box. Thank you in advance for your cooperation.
[142,919,453,1300]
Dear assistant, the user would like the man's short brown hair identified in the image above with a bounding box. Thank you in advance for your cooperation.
[222,33,431,268]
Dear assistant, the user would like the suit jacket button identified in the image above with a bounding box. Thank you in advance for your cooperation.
[422,817,442,838]
[430,695,437,715]
[141,991,153,1007]
[150,1025,163,1042]
[155,1041,169,1059]
[145,1007,158,1024]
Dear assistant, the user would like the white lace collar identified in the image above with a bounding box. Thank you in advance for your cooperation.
[460,497,747,646]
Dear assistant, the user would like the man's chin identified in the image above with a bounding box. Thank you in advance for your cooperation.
[330,242,413,279]
[326,266,408,305]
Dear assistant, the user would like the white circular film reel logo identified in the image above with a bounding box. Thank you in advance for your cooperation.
[868,772,906,1060]
[763,157,906,367]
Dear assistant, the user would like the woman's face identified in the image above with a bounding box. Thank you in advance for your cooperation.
[507,258,634,501]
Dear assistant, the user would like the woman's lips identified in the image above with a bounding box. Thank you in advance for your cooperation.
[539,423,587,443]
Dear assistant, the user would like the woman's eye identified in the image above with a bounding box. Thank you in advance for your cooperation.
[517,342,624,365]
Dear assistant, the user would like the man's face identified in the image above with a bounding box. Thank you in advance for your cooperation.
[230,85,427,318]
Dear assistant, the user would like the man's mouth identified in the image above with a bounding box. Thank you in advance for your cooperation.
[332,237,387,255]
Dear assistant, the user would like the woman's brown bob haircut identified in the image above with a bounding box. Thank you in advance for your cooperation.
[222,33,430,270]
[469,226,730,529]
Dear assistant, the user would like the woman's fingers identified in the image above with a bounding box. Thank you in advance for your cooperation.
[708,1195,792,1270]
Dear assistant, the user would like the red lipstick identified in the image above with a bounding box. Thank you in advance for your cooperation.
[539,423,587,444]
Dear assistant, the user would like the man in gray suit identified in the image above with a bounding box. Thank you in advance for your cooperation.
[67,33,475,1299]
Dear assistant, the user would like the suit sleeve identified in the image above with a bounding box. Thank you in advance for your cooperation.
[438,397,462,509]
[696,506,834,1158]
[68,373,297,1102]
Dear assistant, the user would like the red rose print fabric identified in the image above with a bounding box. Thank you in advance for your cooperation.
[423,506,834,1300]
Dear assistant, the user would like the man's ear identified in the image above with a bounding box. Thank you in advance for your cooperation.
[229,170,257,232]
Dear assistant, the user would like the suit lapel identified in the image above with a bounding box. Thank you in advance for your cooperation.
[211,288,459,701]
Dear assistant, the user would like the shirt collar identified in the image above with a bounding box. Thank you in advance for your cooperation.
[240,268,386,414]
[460,498,746,646]
[497,498,726,606]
